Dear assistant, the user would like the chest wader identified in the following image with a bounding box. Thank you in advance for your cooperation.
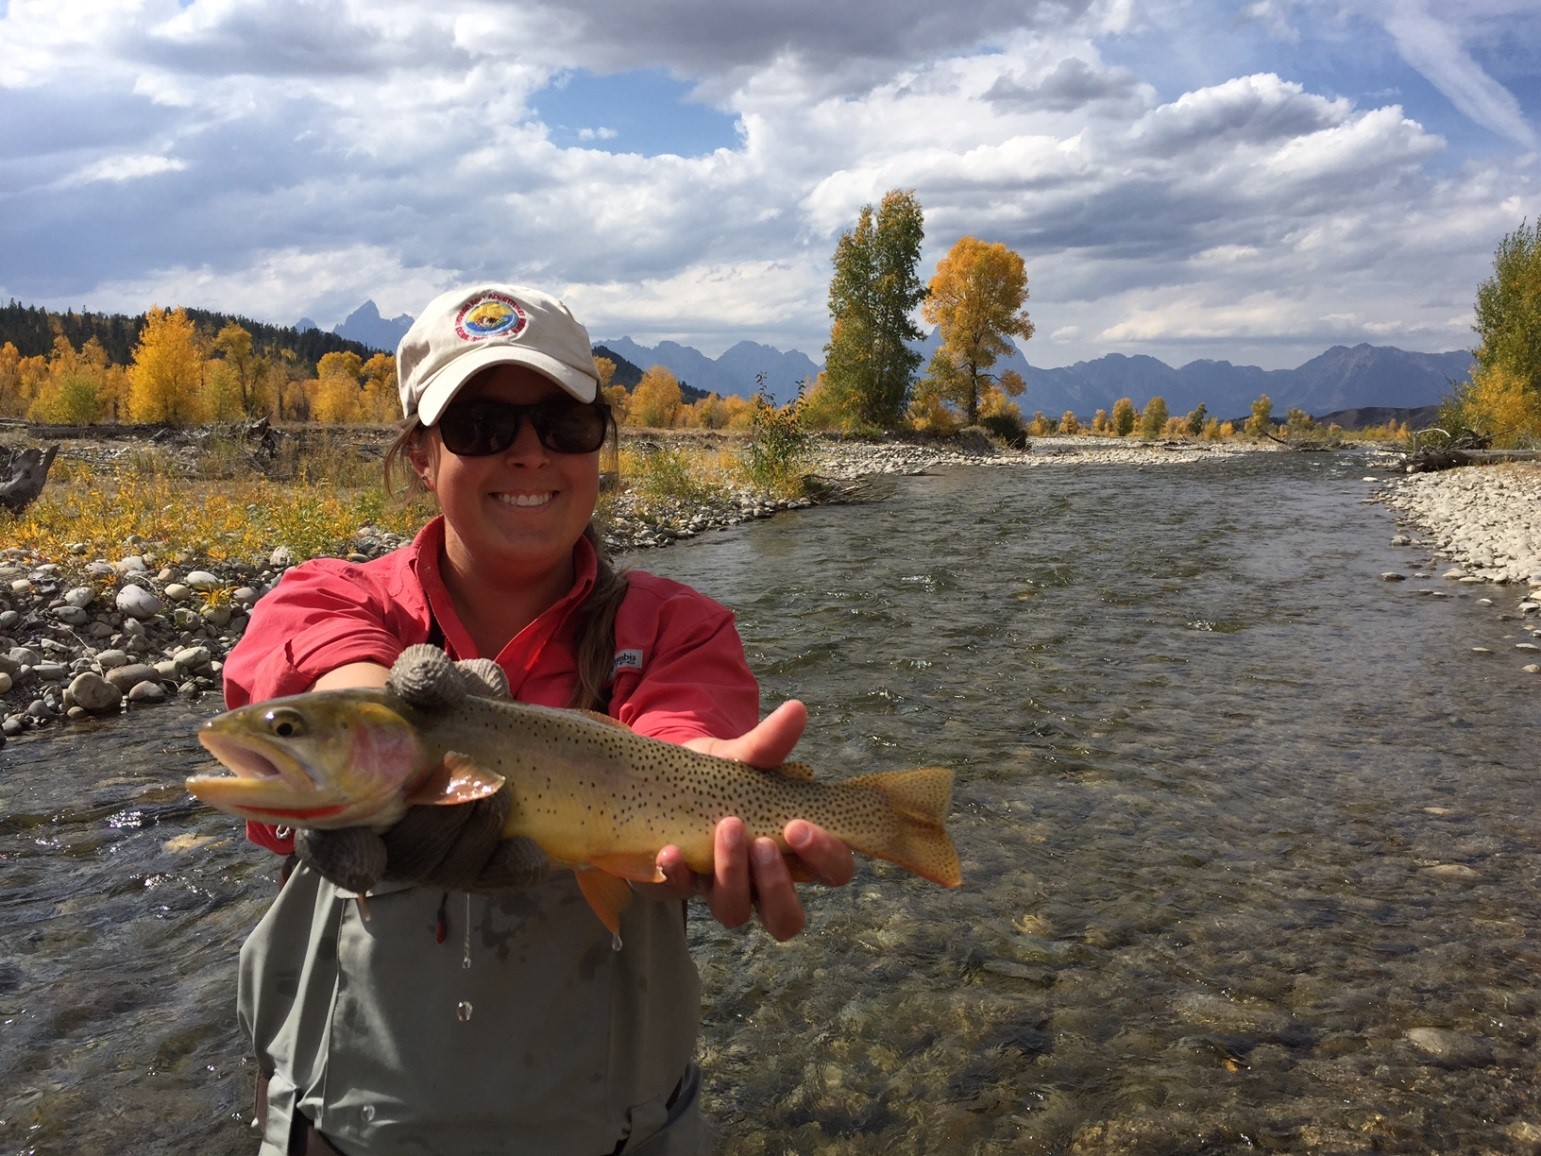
[240,867,705,1155]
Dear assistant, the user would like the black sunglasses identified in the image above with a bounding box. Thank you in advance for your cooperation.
[436,398,610,457]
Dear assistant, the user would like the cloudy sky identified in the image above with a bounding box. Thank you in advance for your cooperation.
[1,0,1537,369]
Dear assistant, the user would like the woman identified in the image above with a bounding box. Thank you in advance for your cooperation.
[224,284,854,1155]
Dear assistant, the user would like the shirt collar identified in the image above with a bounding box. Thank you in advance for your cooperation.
[410,516,599,663]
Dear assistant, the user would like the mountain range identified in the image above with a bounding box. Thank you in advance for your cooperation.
[302,300,1473,419]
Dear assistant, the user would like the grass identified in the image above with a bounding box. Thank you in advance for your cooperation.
[2,424,807,572]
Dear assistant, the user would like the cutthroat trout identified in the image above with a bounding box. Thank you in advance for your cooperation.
[189,688,961,932]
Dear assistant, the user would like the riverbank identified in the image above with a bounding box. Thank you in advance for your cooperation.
[1376,460,1541,587]
[0,432,1374,740]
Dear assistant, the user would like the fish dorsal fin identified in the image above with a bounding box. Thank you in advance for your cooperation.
[575,869,635,935]
[770,761,815,781]
[405,752,506,807]
[579,709,632,731]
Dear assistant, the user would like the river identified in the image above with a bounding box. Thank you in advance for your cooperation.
[2,450,1537,1154]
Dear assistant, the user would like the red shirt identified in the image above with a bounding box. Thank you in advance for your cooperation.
[223,517,761,855]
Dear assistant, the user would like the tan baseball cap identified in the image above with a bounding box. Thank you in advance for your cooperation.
[396,284,600,425]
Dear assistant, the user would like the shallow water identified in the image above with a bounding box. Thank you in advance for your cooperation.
[3,452,1539,1154]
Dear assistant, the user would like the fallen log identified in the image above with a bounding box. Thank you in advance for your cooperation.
[0,443,60,514]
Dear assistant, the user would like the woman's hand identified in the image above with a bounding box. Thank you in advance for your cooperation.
[643,701,857,941]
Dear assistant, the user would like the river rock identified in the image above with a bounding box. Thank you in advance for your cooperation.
[95,649,130,670]
[63,586,96,608]
[173,645,212,672]
[116,585,163,618]
[1403,1027,1493,1067]
[163,583,192,602]
[127,681,168,704]
[51,605,91,627]
[66,672,123,713]
[0,672,11,695]
[105,663,161,692]
[115,555,149,574]
[185,570,222,591]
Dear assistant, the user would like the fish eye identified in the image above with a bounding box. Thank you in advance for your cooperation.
[264,708,307,739]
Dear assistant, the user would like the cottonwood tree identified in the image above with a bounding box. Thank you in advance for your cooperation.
[919,236,1034,426]
[630,366,684,428]
[822,189,926,430]
[1244,394,1274,437]
[128,307,206,424]
[1111,397,1137,437]
[1462,219,1541,444]
[1139,396,1168,440]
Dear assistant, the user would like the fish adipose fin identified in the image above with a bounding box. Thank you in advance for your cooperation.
[576,869,636,935]
[404,752,506,807]
[850,767,964,888]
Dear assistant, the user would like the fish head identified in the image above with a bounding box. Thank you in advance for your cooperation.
[189,690,428,830]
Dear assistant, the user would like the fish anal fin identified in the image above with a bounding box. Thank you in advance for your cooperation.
[588,852,666,884]
[575,869,635,935]
[405,752,505,807]
[770,761,815,781]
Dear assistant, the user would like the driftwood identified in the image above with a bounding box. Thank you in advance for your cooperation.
[1262,428,1342,452]
[0,443,59,514]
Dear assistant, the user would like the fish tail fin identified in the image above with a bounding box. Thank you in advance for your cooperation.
[849,767,963,888]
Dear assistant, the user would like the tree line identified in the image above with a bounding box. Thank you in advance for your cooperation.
[0,307,399,425]
[5,203,1531,444]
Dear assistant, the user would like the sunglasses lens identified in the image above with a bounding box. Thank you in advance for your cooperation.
[438,400,607,456]
[535,405,608,454]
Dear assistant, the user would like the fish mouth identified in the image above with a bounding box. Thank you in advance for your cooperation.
[196,727,314,790]
[188,727,351,823]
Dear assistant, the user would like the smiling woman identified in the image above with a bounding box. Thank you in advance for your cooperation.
[219,281,857,1156]
[532,66,741,156]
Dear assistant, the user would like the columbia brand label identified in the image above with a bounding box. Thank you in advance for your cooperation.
[455,292,527,342]
[611,648,645,676]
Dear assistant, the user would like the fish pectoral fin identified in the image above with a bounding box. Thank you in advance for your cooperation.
[587,852,667,884]
[770,760,815,781]
[404,752,506,807]
[575,869,636,935]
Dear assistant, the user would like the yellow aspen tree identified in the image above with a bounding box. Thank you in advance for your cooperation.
[629,366,683,429]
[602,383,630,425]
[1059,410,1081,434]
[128,307,208,424]
[1111,397,1137,436]
[593,356,617,391]
[0,343,23,417]
[313,351,364,423]
[720,394,756,430]
[920,236,1034,426]
[1139,396,1168,439]
[359,352,399,423]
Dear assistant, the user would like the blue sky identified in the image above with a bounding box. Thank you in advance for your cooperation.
[0,0,1536,369]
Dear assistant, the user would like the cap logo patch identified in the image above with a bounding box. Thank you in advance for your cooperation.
[455,292,528,342]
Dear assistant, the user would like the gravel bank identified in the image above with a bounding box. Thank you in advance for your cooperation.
[1377,462,1541,587]
[0,433,1280,742]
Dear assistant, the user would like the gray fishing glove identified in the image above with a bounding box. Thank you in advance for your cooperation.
[294,645,549,894]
